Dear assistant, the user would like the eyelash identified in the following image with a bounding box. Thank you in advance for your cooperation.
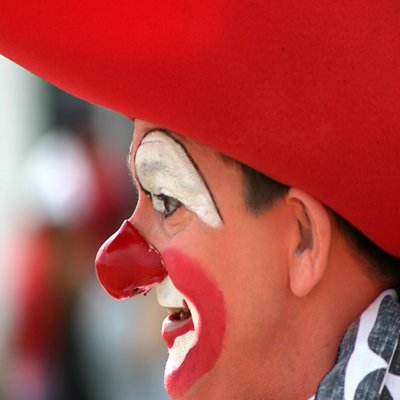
[144,190,182,218]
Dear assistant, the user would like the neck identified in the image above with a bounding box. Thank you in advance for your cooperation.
[271,246,386,399]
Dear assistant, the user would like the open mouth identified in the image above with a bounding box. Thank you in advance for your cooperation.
[155,250,226,397]
[162,305,194,349]
[169,307,191,322]
[156,277,198,376]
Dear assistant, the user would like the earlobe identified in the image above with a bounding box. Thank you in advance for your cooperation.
[286,188,332,297]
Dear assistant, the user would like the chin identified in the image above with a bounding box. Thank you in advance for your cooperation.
[167,370,222,400]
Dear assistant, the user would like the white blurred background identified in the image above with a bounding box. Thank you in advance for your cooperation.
[0,56,169,400]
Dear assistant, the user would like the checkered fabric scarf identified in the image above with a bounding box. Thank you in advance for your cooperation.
[314,289,400,400]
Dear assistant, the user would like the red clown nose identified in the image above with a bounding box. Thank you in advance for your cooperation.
[95,220,166,299]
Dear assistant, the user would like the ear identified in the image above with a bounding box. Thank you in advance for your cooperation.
[285,188,332,297]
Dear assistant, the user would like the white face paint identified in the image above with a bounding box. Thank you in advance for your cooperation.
[134,130,222,227]
[165,330,196,376]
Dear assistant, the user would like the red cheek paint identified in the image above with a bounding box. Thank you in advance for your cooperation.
[95,220,166,299]
[162,249,226,398]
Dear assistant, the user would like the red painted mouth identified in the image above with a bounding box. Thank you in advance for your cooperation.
[161,249,226,398]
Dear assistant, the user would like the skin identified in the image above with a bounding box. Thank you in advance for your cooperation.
[128,119,387,399]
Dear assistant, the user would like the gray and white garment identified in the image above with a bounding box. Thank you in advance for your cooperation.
[311,289,400,400]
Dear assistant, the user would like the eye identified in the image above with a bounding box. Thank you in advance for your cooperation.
[151,193,182,218]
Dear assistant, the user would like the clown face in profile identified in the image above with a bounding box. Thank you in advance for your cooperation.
[96,120,400,400]
[2,1,400,399]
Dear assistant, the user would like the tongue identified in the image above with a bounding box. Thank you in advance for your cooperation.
[162,315,194,349]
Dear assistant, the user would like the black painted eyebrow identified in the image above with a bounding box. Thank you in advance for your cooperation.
[132,128,224,224]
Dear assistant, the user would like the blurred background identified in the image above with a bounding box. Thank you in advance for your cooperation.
[0,56,169,400]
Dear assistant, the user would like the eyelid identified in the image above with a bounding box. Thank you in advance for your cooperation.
[160,195,182,218]
[149,192,182,218]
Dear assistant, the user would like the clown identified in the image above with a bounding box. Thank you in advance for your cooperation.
[1,1,400,399]
[95,121,400,399]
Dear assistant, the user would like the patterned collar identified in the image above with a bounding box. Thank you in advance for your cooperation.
[312,289,400,399]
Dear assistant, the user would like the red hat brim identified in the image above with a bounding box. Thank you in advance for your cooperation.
[1,1,399,256]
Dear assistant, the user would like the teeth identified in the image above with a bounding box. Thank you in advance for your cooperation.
[166,307,191,321]
[178,309,191,320]
[180,309,190,317]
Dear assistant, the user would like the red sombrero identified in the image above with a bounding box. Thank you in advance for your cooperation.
[1,1,399,256]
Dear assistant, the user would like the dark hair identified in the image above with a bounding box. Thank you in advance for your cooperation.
[223,155,400,286]
[240,163,290,213]
[331,212,400,285]
[219,153,290,212]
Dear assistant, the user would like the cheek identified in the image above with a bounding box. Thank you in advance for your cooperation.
[162,249,226,397]
[208,227,289,345]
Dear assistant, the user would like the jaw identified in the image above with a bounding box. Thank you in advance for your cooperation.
[156,249,226,398]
